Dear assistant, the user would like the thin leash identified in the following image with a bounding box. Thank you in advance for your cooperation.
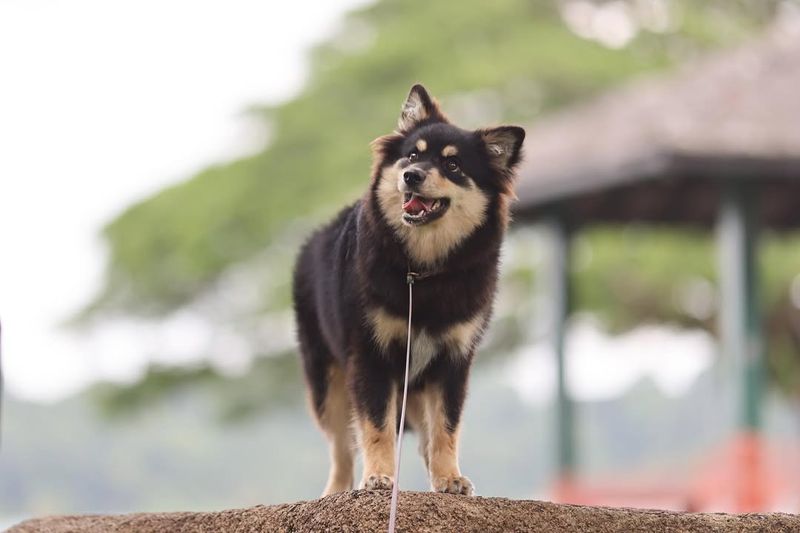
[387,270,418,533]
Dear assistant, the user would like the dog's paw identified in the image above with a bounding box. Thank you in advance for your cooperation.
[361,474,394,491]
[432,475,475,496]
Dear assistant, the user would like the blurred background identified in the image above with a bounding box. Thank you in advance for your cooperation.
[2,0,800,527]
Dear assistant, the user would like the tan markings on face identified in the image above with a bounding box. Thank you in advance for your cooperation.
[357,386,397,489]
[416,138,428,152]
[376,162,407,237]
[376,162,489,265]
[316,364,355,496]
[441,145,458,157]
[419,384,473,495]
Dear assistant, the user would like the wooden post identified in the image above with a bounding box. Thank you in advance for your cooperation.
[542,212,575,481]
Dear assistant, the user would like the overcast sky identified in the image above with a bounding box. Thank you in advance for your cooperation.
[0,0,372,401]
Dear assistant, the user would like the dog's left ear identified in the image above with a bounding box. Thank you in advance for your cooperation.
[479,126,525,170]
[398,84,445,132]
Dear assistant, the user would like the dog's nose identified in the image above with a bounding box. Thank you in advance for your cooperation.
[403,170,424,186]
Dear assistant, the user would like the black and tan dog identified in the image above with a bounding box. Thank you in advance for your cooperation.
[293,85,524,496]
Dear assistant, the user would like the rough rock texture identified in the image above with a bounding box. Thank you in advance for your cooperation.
[10,491,800,533]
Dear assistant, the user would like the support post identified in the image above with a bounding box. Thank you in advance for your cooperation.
[716,181,763,432]
[543,212,575,480]
[716,180,764,511]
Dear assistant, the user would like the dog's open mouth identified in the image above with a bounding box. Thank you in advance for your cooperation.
[402,193,450,225]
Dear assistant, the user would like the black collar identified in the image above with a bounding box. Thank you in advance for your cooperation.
[406,263,445,285]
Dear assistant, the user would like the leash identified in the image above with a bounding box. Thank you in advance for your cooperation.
[387,271,419,533]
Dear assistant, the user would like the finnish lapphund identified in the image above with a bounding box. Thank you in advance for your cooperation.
[293,84,525,496]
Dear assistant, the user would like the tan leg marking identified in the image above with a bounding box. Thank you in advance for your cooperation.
[316,365,355,496]
[358,387,397,490]
[422,385,474,495]
[405,391,430,471]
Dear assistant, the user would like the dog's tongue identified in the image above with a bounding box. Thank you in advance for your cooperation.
[403,195,433,215]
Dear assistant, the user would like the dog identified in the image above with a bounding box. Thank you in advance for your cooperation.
[293,84,524,496]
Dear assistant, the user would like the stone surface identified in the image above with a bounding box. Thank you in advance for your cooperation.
[10,491,800,532]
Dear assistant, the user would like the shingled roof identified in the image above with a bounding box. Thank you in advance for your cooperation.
[513,21,800,228]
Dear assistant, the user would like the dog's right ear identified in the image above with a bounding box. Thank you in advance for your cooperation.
[397,84,446,132]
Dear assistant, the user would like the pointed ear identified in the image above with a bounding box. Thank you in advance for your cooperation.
[479,126,525,170]
[398,84,445,132]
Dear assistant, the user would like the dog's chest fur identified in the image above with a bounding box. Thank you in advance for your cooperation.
[368,306,485,379]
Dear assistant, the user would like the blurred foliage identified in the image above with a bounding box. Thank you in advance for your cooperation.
[91,351,300,422]
[73,0,800,410]
[570,228,800,395]
[495,226,800,398]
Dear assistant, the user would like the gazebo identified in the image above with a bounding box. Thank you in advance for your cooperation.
[511,22,800,511]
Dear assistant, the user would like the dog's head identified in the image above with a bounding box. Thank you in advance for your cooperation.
[371,84,525,265]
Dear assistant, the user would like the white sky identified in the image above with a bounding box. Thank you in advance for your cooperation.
[505,318,716,406]
[0,0,372,402]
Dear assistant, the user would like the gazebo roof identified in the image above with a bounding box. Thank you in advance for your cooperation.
[513,22,800,228]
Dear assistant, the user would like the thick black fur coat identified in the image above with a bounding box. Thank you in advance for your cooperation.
[293,84,524,496]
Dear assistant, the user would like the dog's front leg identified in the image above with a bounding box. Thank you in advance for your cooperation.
[351,355,397,490]
[422,358,474,495]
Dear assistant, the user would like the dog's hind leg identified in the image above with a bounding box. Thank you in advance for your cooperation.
[296,301,355,495]
[302,356,355,495]
[317,363,355,496]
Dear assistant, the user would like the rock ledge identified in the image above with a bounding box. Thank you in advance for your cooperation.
[10,490,800,532]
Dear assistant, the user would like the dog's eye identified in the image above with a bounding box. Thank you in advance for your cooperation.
[445,158,460,172]
[408,151,418,162]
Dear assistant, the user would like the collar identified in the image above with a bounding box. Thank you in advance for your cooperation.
[406,263,445,285]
